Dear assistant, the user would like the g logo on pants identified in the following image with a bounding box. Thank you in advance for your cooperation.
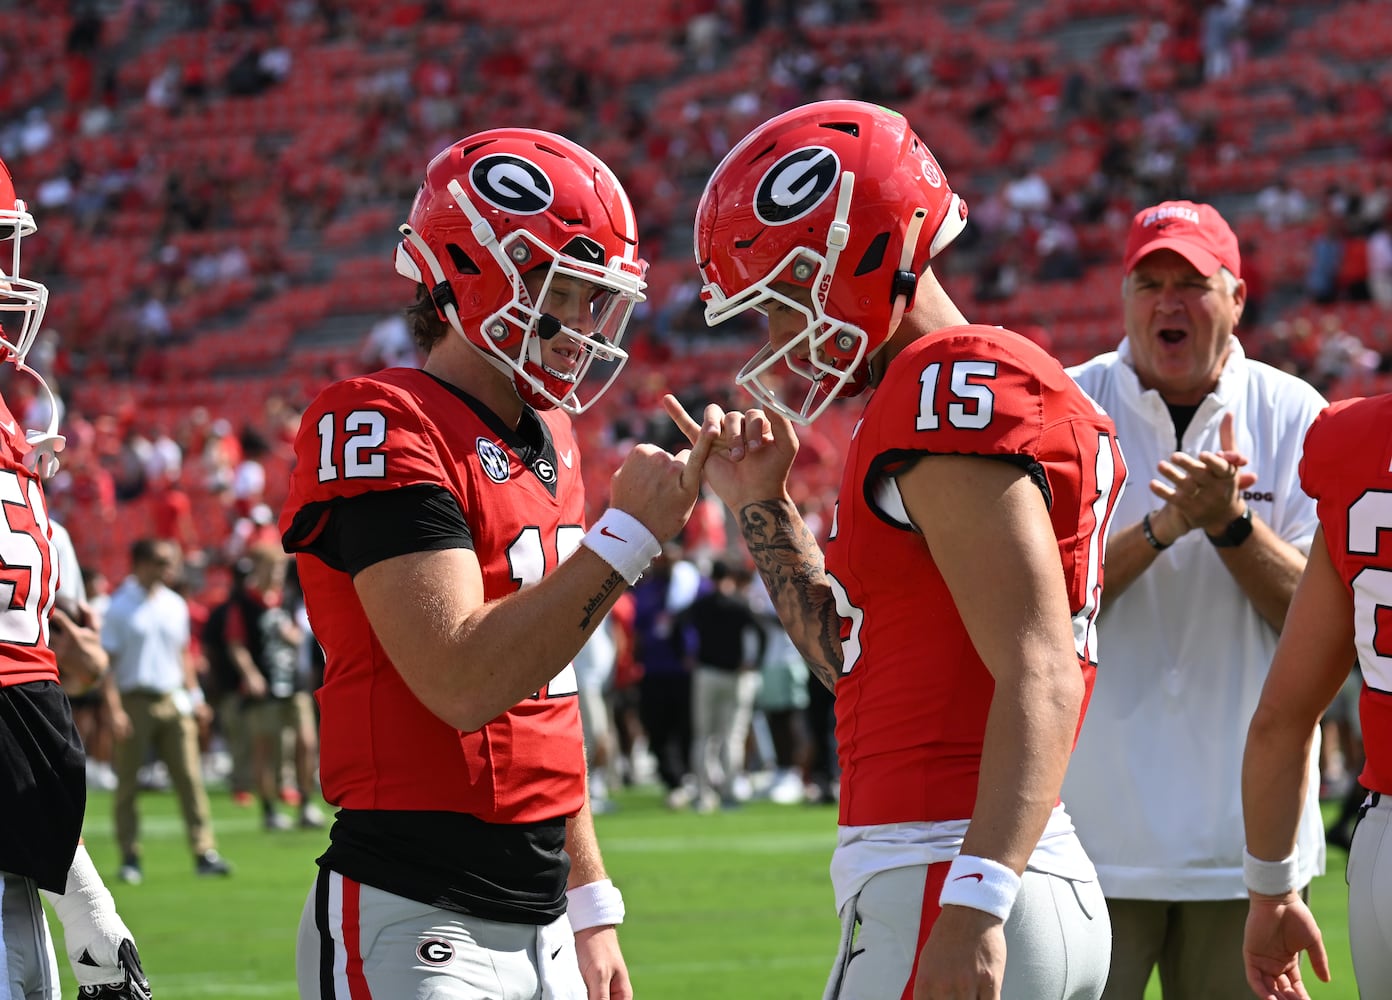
[417,938,454,966]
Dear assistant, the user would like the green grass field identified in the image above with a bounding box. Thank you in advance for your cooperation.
[50,786,1356,999]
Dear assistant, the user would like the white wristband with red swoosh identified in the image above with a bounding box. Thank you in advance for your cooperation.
[938,854,1022,921]
[581,508,661,586]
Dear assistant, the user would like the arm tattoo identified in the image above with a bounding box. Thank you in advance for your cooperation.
[738,499,843,691]
[580,571,624,630]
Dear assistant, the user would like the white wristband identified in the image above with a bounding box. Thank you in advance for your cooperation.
[1243,847,1300,896]
[566,878,625,932]
[581,509,660,586]
[938,854,1022,922]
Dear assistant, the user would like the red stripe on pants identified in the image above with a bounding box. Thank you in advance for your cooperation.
[341,877,373,1000]
[900,861,950,1000]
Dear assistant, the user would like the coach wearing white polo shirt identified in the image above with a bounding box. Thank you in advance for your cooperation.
[1061,200,1327,999]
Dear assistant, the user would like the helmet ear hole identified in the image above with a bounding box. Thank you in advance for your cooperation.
[446,243,480,275]
[854,232,890,276]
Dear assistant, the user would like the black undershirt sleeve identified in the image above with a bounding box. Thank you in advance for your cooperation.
[328,484,472,577]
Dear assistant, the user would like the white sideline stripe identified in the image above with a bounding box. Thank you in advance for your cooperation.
[144,975,286,995]
[82,814,273,838]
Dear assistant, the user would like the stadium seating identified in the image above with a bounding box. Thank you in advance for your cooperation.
[3,0,1388,587]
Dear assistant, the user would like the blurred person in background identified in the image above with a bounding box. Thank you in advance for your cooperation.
[219,543,322,831]
[675,559,766,812]
[749,573,811,805]
[102,537,232,884]
[632,543,702,809]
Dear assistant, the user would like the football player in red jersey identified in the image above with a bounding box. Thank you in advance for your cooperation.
[1241,392,1392,1000]
[668,100,1127,999]
[0,159,150,999]
[281,129,715,1000]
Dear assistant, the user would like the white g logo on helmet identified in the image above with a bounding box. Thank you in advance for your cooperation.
[754,146,841,225]
[469,154,554,215]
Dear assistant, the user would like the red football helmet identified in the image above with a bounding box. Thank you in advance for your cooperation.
[395,129,646,414]
[694,100,968,424]
[0,156,62,475]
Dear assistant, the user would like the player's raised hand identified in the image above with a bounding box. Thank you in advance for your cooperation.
[663,394,798,511]
[607,416,717,544]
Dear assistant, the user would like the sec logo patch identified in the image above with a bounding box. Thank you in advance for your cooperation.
[477,437,511,484]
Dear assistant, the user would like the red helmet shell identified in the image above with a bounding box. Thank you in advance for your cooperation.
[694,101,967,422]
[396,129,645,413]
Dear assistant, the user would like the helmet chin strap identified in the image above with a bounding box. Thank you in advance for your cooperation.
[0,347,65,477]
[820,172,855,298]
[885,207,929,344]
[398,220,518,386]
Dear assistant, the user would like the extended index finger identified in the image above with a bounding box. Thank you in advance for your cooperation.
[663,393,701,445]
[680,418,718,491]
[1220,410,1236,453]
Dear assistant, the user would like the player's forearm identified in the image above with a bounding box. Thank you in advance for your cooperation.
[962,658,1084,874]
[734,497,842,691]
[1241,532,1354,863]
[441,550,628,731]
[1241,712,1316,865]
[565,797,609,890]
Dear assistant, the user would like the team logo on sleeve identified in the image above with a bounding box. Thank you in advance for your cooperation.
[755,147,840,225]
[469,154,554,215]
[477,437,512,483]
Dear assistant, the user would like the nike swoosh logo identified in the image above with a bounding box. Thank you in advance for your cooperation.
[550,946,563,960]
[600,526,627,542]
[0,419,14,435]
[953,873,984,883]
[559,448,573,468]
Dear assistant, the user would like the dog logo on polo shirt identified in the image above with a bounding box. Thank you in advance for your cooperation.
[417,939,454,966]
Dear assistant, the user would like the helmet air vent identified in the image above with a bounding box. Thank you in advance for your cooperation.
[854,232,890,276]
[446,243,480,274]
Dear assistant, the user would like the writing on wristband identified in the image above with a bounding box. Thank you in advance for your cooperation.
[581,509,661,586]
[566,878,625,932]
[938,854,1021,922]
[1242,847,1299,896]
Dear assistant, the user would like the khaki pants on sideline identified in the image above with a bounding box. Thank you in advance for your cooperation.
[113,690,215,860]
[1102,897,1250,1000]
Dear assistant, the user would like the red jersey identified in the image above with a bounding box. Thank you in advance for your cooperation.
[1299,394,1392,796]
[281,368,586,824]
[0,397,60,687]
[825,325,1126,827]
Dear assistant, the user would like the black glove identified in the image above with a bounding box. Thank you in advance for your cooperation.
[77,939,151,1000]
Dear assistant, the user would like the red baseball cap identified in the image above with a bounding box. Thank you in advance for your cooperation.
[1123,200,1241,279]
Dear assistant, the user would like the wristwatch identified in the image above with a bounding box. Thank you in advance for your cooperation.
[1206,506,1254,548]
